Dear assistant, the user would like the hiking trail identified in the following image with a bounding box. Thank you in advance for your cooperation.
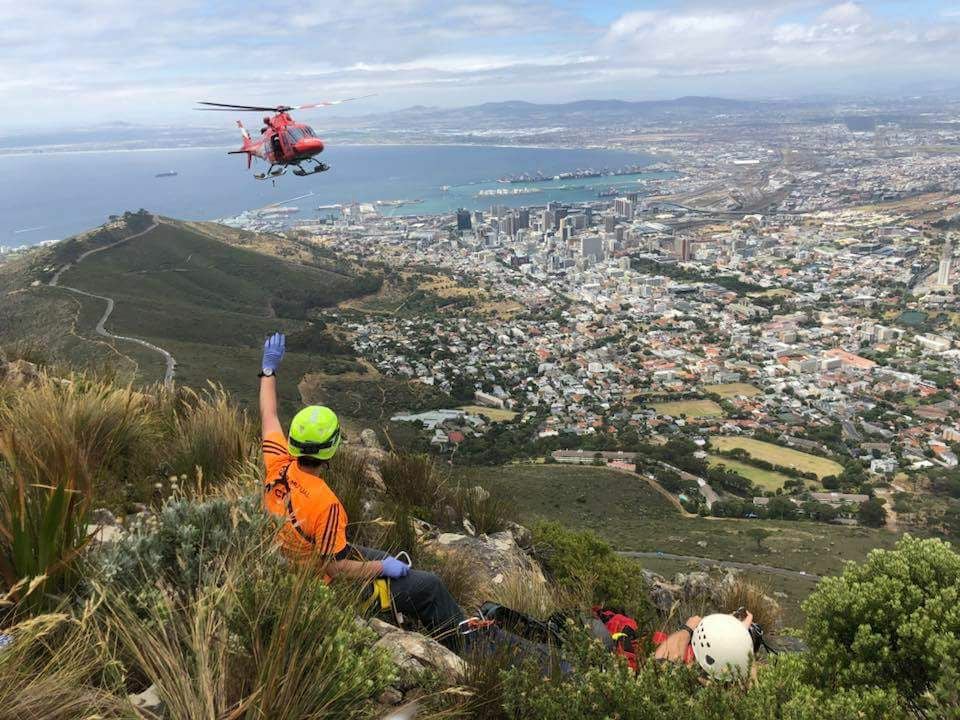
[48,217,177,387]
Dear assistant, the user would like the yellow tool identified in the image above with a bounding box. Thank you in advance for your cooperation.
[371,578,404,625]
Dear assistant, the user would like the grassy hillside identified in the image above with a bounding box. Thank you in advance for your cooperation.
[466,463,894,577]
[463,461,898,625]
[458,463,679,533]
[1,217,394,421]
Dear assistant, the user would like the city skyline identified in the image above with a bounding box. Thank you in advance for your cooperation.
[5,1,960,132]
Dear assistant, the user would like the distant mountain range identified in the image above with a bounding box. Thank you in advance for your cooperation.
[3,94,957,151]
[343,96,768,130]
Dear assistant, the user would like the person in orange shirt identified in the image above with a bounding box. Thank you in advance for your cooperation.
[258,333,465,646]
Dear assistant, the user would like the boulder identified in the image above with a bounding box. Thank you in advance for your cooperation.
[649,583,678,614]
[128,684,163,716]
[90,508,118,526]
[359,428,381,450]
[377,687,404,706]
[346,429,388,492]
[371,622,465,686]
[425,528,545,587]
[0,359,39,388]
[86,523,122,546]
[679,571,713,601]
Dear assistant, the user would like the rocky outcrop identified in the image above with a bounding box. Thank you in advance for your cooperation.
[346,428,388,492]
[368,618,465,685]
[420,521,546,588]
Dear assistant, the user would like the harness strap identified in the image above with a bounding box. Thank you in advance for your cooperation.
[266,464,317,546]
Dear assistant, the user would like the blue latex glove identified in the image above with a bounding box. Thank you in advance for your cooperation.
[380,556,411,579]
[262,333,285,373]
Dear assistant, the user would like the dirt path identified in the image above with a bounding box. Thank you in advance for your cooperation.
[874,487,899,533]
[48,218,177,387]
[617,550,821,582]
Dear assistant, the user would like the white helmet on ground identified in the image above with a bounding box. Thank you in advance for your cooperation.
[690,614,753,679]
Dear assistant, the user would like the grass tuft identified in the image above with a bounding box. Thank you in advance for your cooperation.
[714,574,783,635]
[162,383,255,493]
[0,372,161,508]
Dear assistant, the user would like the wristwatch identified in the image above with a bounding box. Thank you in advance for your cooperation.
[679,623,695,639]
[258,368,276,378]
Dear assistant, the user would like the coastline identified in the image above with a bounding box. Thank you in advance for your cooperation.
[0,140,656,160]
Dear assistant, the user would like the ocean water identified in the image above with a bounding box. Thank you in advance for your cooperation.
[0,144,660,247]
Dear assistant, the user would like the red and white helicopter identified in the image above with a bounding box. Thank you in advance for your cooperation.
[196,95,373,180]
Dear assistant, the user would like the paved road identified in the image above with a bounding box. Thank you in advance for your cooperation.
[618,550,821,582]
[655,460,719,508]
[48,219,177,386]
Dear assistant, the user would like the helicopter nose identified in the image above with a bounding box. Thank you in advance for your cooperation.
[294,138,324,156]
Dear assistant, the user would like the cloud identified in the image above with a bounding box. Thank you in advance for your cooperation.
[601,1,960,78]
[3,1,960,131]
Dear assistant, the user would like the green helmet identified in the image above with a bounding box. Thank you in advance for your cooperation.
[288,405,341,461]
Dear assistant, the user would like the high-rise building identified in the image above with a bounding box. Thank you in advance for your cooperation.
[580,235,604,261]
[456,208,472,230]
[937,237,953,288]
[554,207,568,230]
[604,215,617,233]
[614,198,634,219]
[516,208,530,229]
[490,204,508,219]
[473,210,484,227]
[542,209,554,231]
[675,235,691,262]
[500,214,516,238]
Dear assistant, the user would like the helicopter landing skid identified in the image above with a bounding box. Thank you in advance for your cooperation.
[254,165,287,180]
[292,160,330,177]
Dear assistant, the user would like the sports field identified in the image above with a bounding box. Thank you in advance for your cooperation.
[650,399,723,418]
[707,455,799,491]
[458,405,518,422]
[704,382,761,398]
[710,437,843,479]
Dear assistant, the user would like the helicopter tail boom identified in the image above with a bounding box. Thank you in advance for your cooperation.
[227,120,256,169]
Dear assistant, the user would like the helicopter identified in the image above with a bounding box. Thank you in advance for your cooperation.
[196,95,373,180]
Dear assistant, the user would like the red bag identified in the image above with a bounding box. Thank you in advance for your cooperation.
[594,606,640,670]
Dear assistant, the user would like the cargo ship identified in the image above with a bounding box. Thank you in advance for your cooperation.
[155,171,178,178]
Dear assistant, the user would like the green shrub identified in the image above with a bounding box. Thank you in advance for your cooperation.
[501,634,909,720]
[102,543,395,720]
[802,535,960,714]
[532,521,653,624]
[229,556,396,719]
[92,491,273,603]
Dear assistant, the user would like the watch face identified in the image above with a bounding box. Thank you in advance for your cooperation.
[261,369,274,376]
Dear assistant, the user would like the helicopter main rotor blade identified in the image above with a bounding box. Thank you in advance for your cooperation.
[290,94,378,110]
[196,101,279,111]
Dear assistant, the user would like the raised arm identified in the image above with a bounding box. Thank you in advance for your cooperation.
[260,333,285,437]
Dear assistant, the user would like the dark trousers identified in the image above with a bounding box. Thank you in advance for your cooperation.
[350,545,465,647]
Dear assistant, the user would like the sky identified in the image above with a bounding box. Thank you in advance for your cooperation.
[4,0,960,132]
